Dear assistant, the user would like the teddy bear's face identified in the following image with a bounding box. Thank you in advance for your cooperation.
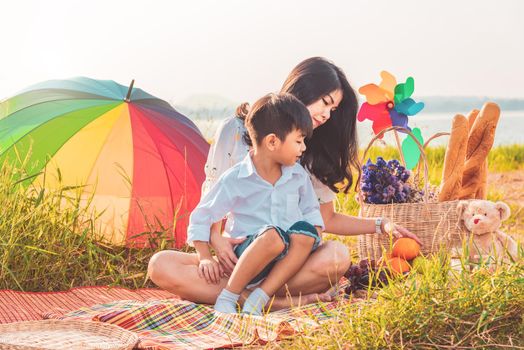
[460,200,509,234]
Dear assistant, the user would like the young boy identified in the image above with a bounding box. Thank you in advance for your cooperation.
[187,93,324,315]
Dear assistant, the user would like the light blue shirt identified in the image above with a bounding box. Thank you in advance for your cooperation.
[187,153,325,243]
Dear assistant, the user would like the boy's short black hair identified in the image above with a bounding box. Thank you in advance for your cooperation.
[244,93,312,146]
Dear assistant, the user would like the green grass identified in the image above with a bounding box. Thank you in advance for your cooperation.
[278,254,524,349]
[0,145,523,348]
[0,162,168,291]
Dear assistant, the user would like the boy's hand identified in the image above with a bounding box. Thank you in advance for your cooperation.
[198,258,223,285]
[211,234,246,275]
[194,240,224,284]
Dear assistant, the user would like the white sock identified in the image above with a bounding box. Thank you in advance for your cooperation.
[242,288,270,316]
[214,289,240,314]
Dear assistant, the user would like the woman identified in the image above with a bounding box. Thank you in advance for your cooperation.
[148,57,420,308]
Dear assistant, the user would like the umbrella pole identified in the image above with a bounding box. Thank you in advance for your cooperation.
[125,79,135,102]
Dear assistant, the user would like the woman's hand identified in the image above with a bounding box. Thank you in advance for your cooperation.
[210,233,246,276]
[382,218,423,246]
[197,258,223,285]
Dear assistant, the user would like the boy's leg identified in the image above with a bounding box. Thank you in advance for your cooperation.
[214,226,287,313]
[226,227,288,293]
[242,221,320,315]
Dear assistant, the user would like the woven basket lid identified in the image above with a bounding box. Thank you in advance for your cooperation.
[0,320,138,350]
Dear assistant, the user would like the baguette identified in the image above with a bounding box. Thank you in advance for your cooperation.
[439,114,469,201]
[467,109,480,130]
[459,102,500,199]
[467,109,488,199]
[466,103,499,159]
[475,160,488,199]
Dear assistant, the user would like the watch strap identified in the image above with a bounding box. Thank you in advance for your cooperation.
[375,217,383,234]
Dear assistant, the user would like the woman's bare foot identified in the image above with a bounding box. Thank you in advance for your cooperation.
[239,286,334,312]
[266,292,333,311]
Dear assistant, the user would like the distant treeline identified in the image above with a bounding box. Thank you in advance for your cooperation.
[175,105,235,120]
[175,96,524,120]
[421,96,524,113]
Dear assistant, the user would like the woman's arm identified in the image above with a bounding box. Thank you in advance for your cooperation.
[320,201,375,235]
[320,201,423,244]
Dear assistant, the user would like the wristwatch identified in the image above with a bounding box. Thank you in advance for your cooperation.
[375,217,383,234]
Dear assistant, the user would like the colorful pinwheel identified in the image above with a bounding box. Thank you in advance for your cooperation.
[357,71,425,136]
[357,71,426,169]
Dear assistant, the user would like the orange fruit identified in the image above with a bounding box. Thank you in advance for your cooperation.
[392,238,420,260]
[387,257,411,274]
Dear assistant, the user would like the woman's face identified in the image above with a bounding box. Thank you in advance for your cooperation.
[306,89,343,129]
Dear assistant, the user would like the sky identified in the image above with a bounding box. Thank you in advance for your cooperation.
[1,0,523,105]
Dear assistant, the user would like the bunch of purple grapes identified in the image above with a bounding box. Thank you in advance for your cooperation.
[344,259,389,294]
[361,157,420,204]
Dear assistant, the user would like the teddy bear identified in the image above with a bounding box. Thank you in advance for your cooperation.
[456,200,519,265]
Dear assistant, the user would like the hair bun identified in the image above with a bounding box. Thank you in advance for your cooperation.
[236,102,250,120]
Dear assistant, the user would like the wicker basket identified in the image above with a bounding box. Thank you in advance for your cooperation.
[357,127,466,261]
[0,320,138,350]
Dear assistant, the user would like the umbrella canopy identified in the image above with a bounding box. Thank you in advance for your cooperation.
[0,77,209,248]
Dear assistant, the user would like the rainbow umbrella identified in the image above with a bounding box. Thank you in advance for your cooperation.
[0,77,209,248]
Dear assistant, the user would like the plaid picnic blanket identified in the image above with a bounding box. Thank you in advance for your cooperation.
[44,280,361,349]
[0,286,175,324]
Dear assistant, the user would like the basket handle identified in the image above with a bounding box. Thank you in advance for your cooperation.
[423,132,450,149]
[413,132,450,177]
[357,126,430,206]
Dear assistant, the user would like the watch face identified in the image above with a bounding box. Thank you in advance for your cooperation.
[375,218,382,234]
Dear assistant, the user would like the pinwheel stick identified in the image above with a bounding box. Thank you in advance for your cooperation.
[394,130,406,166]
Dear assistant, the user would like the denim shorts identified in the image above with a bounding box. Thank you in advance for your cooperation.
[233,221,321,285]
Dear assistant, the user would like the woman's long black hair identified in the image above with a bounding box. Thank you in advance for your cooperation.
[237,57,359,194]
[281,57,359,194]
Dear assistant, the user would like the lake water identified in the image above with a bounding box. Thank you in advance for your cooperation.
[191,110,524,147]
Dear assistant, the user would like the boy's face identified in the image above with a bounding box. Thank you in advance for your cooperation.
[275,129,306,166]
